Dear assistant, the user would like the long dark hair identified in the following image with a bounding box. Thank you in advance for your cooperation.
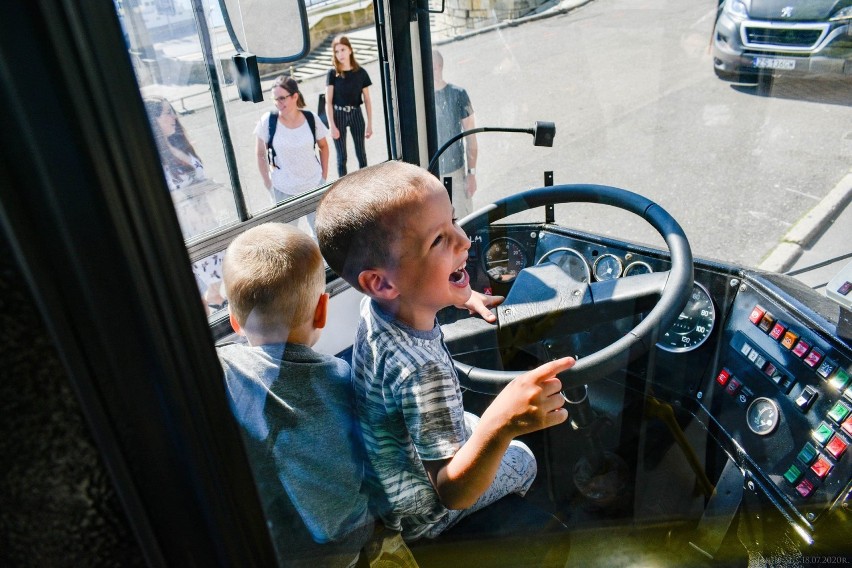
[331,35,361,76]
[143,96,199,179]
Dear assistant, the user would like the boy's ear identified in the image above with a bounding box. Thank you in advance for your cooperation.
[228,310,244,335]
[314,293,329,329]
[358,269,399,300]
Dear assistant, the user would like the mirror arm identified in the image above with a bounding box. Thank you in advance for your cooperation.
[427,122,556,176]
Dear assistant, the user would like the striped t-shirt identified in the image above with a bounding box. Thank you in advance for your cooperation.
[352,298,467,538]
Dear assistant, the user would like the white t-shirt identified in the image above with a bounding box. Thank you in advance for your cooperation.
[254,111,328,196]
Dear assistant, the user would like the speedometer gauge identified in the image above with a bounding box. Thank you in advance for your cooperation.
[483,238,527,283]
[657,282,716,353]
[537,247,590,283]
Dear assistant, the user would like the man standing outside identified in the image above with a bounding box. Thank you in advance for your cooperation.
[433,49,478,219]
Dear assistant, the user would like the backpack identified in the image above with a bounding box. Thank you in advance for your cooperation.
[266,110,316,169]
[317,93,329,128]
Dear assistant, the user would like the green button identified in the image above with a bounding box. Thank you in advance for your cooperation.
[829,368,850,391]
[784,464,803,484]
[827,402,850,423]
[813,422,834,445]
[798,442,818,464]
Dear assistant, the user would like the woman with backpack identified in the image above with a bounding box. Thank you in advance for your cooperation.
[255,76,329,208]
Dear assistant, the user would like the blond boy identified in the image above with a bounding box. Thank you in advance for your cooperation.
[219,222,373,567]
[316,161,574,540]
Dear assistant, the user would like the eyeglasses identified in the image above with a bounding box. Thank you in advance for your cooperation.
[274,93,296,102]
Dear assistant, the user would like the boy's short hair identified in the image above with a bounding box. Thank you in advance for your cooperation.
[316,161,435,291]
[223,223,325,333]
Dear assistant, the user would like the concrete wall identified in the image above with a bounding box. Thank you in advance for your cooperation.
[432,0,548,37]
[308,1,375,50]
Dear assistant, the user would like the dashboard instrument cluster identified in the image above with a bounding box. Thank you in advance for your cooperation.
[469,225,719,355]
[478,231,663,286]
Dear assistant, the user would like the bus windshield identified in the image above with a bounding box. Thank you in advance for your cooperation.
[118,0,851,315]
[6,0,852,564]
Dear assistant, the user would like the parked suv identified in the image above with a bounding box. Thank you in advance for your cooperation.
[712,0,852,84]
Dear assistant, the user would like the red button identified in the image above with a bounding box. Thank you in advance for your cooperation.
[749,305,766,324]
[716,369,731,386]
[792,339,811,358]
[796,479,815,497]
[842,418,852,437]
[811,456,832,480]
[803,348,823,368]
[826,436,848,460]
[769,322,787,340]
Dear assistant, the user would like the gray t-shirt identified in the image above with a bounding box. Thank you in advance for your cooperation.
[352,298,467,539]
[219,341,373,566]
[434,83,473,175]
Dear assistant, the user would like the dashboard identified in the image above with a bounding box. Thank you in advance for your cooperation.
[708,279,852,530]
[456,222,852,543]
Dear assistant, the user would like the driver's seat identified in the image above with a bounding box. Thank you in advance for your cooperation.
[406,493,571,567]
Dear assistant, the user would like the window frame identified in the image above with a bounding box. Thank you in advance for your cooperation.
[0,0,276,562]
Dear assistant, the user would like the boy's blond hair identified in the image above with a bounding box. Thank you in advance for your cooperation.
[223,223,325,334]
[316,161,435,291]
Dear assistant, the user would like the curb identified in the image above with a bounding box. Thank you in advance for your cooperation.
[759,171,852,273]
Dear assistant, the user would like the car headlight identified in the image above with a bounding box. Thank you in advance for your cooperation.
[829,6,852,22]
[723,0,749,20]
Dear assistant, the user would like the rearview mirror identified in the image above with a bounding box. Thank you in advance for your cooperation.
[217,0,310,62]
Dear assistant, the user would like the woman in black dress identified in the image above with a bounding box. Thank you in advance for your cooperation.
[325,35,373,177]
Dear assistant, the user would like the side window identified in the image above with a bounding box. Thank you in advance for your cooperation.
[115,0,386,315]
[120,0,240,239]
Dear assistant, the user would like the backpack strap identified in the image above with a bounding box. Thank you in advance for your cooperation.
[266,111,279,169]
[266,111,316,169]
[301,110,317,148]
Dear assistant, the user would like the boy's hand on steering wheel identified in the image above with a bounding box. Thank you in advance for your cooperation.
[457,290,504,323]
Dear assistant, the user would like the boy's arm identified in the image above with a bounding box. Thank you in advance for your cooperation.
[422,356,574,509]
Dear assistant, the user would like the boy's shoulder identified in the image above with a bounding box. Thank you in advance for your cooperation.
[357,299,443,353]
[359,297,439,336]
[218,342,350,386]
[355,299,454,383]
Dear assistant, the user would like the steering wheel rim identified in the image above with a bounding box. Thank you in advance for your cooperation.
[451,184,693,391]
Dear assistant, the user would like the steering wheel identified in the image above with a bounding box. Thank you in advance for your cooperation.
[447,184,693,394]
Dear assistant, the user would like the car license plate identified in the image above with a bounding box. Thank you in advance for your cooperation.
[752,57,795,70]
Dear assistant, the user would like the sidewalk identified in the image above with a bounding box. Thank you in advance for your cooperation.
[759,170,852,291]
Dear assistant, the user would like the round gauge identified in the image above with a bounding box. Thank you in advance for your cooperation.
[746,397,780,436]
[483,238,527,283]
[656,282,716,353]
[537,247,590,283]
[592,254,623,281]
[623,261,653,277]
